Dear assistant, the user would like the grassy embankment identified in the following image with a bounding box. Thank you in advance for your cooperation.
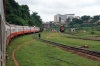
[65,30,100,38]
[7,32,100,66]
[41,31,100,51]
[6,35,33,66]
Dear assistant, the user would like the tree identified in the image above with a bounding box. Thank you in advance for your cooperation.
[69,18,83,28]
[31,12,43,27]
[6,0,43,27]
[81,15,90,22]
[93,15,100,22]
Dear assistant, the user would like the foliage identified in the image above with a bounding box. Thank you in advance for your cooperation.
[69,18,83,28]
[68,15,100,28]
[31,12,43,28]
[81,15,90,22]
[6,0,43,27]
[93,15,100,21]
[91,31,95,34]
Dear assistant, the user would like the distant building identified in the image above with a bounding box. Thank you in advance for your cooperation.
[74,16,80,19]
[42,22,50,30]
[54,14,61,22]
[42,22,55,31]
[70,28,75,32]
[65,14,75,21]
[54,14,75,25]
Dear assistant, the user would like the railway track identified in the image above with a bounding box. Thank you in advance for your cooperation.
[36,38,100,61]
[63,32,100,41]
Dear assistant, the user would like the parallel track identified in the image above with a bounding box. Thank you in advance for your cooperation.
[63,32,100,41]
[37,38,100,61]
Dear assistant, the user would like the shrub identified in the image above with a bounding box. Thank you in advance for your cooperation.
[91,31,95,34]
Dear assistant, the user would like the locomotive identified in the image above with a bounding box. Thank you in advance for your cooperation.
[60,25,65,32]
[0,0,40,66]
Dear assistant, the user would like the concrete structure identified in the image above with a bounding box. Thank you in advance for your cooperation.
[43,22,50,29]
[74,16,80,19]
[70,28,75,32]
[54,14,75,25]
[54,14,61,22]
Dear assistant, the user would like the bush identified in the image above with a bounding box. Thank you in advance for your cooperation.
[91,31,95,34]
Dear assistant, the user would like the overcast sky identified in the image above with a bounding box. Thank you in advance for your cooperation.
[15,0,100,22]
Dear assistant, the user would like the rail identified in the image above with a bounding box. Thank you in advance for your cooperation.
[36,38,100,61]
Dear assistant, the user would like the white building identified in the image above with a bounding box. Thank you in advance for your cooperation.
[54,14,75,24]
[74,16,80,19]
[54,14,61,22]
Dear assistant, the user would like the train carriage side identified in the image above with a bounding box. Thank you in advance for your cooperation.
[23,26,31,34]
[30,26,35,33]
[16,25,24,35]
[10,24,17,39]
[35,27,40,32]
[5,23,11,46]
[30,26,40,33]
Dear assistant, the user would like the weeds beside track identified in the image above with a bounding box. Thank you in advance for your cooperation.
[36,38,100,62]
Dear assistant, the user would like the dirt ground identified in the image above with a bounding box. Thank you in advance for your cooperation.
[87,37,100,41]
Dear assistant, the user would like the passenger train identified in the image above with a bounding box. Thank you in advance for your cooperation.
[0,0,40,66]
[6,23,40,46]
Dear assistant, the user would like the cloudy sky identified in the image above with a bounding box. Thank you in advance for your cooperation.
[15,0,100,22]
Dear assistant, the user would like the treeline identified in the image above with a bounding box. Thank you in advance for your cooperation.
[6,0,43,28]
[68,15,100,28]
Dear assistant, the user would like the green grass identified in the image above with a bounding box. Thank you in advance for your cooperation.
[7,32,100,66]
[65,30,100,38]
[6,34,34,66]
[41,32,100,51]
[16,39,100,66]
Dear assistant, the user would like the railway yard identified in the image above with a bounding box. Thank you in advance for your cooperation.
[7,31,100,66]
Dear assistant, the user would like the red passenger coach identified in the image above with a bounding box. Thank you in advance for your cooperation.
[6,23,11,46]
[5,23,40,45]
[16,26,24,35]
[23,26,31,34]
[10,25,17,39]
[0,0,40,65]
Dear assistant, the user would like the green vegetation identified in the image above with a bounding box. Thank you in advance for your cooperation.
[16,40,100,66]
[5,0,100,65]
[6,35,33,66]
[7,33,100,66]
[65,30,100,38]
[41,32,100,51]
[68,15,100,28]
[6,0,43,28]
